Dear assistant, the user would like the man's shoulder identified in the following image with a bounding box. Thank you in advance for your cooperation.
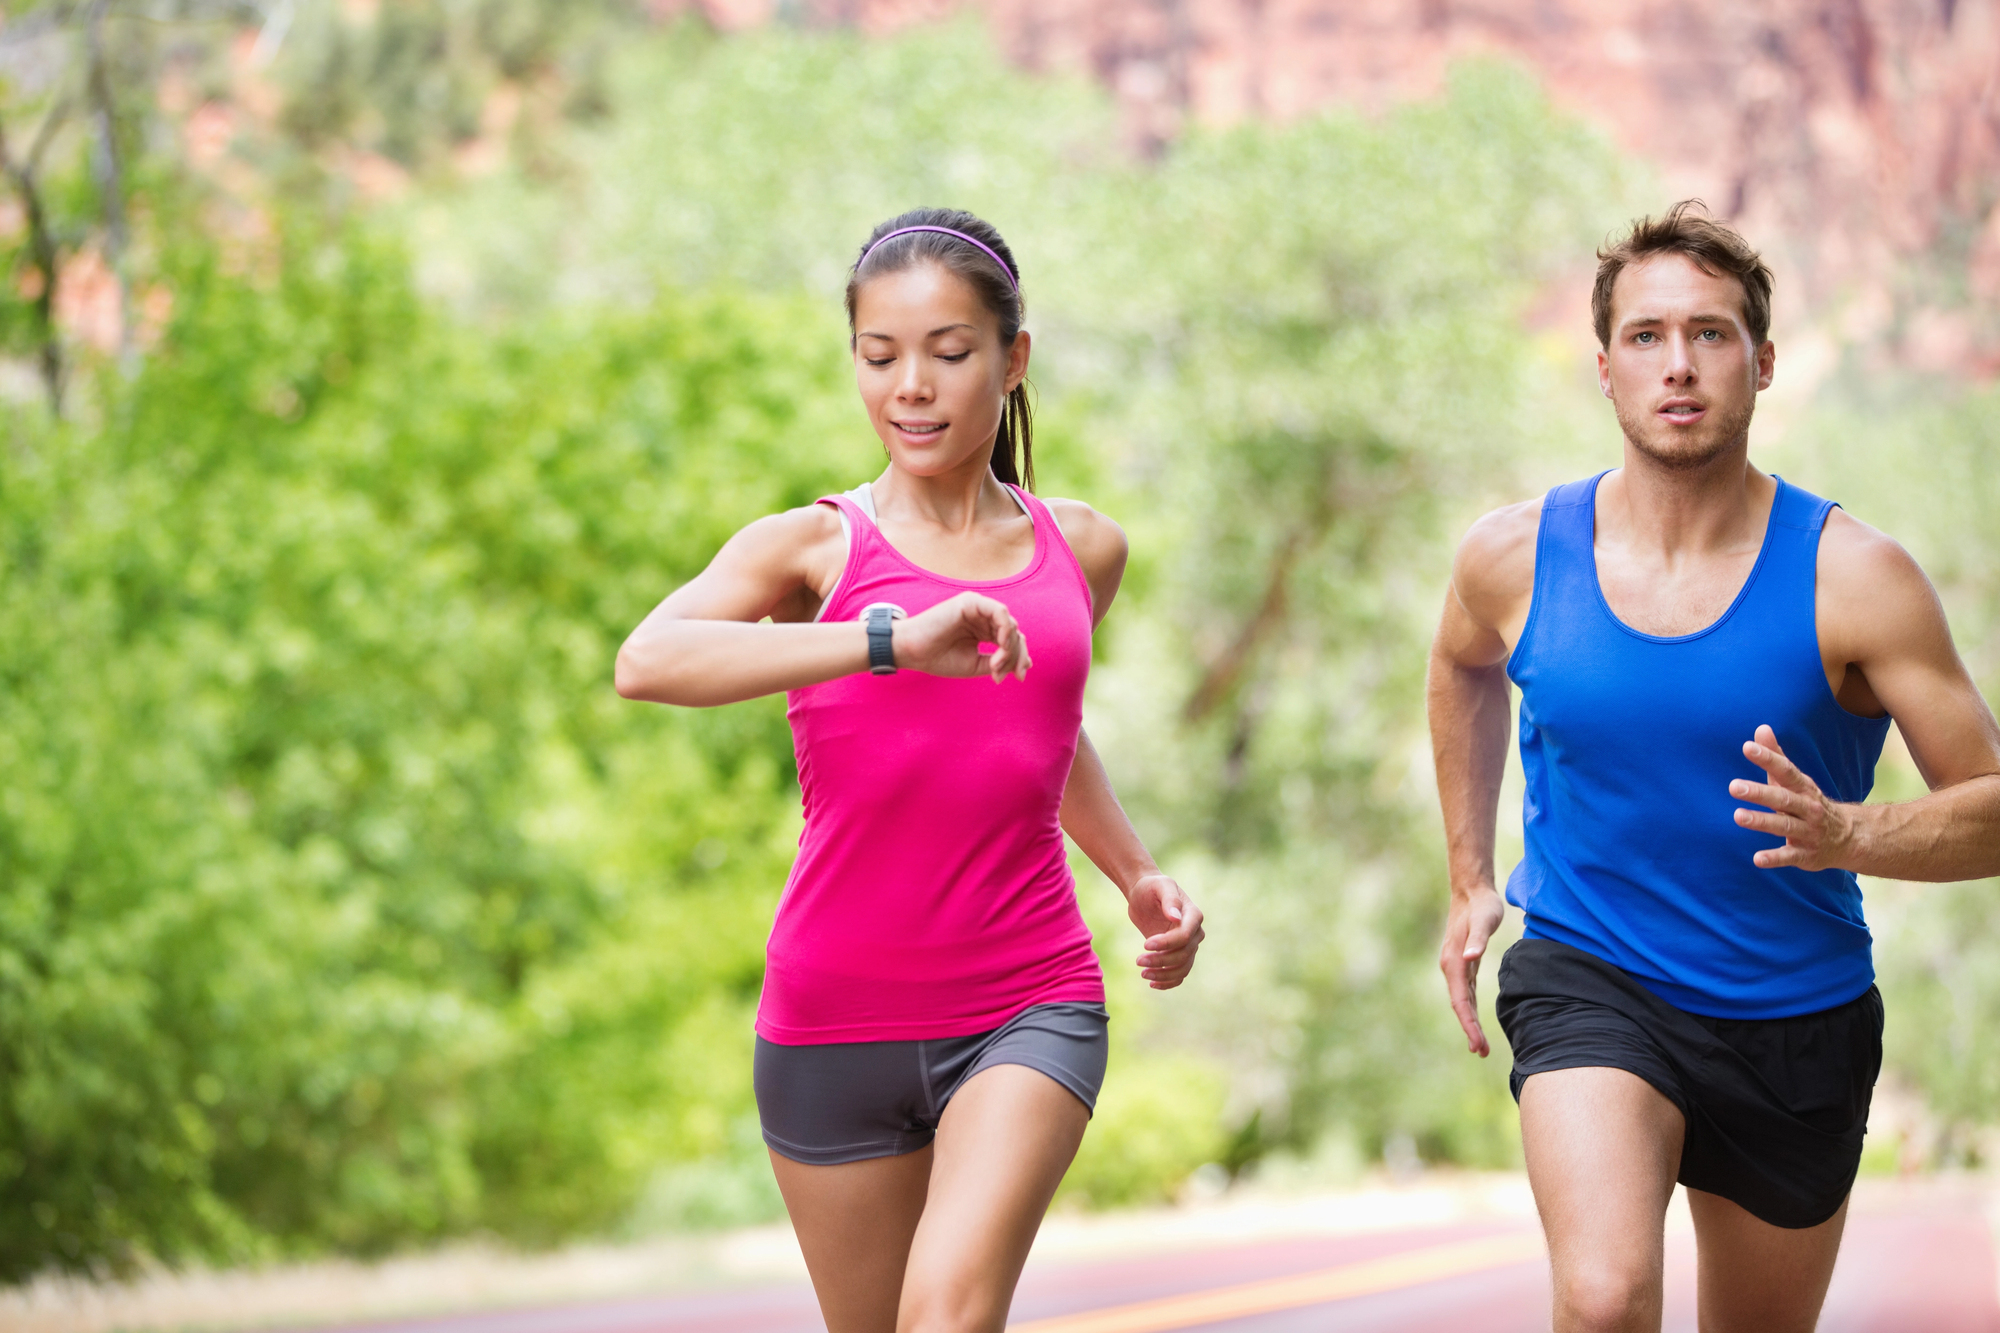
[1454,496,1544,606]
[1816,507,1945,659]
[1460,496,1544,557]
[1817,508,1929,600]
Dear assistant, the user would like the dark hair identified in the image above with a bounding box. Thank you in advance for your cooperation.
[1592,200,1774,349]
[845,207,1034,492]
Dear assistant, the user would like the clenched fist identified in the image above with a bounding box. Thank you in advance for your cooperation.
[891,591,1032,682]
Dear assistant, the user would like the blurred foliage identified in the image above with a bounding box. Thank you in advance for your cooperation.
[272,0,640,165]
[1059,1049,1229,1210]
[10,0,1993,1288]
[1070,68,1622,1166]
[0,198,875,1272]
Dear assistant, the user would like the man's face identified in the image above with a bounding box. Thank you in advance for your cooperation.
[1597,253,1775,471]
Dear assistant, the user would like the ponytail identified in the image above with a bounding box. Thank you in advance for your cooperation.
[993,379,1035,492]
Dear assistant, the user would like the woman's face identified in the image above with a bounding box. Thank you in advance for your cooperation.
[851,262,1030,480]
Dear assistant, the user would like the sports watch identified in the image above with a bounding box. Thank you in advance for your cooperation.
[862,603,904,675]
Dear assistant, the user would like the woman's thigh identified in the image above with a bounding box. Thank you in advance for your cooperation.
[898,1063,1091,1333]
[770,1146,934,1333]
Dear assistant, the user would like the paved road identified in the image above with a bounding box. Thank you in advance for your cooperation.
[311,1180,1998,1333]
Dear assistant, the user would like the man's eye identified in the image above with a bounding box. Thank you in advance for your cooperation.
[1699,329,1720,340]
[1635,332,1655,343]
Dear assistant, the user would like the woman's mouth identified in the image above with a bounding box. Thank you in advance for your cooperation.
[893,420,946,437]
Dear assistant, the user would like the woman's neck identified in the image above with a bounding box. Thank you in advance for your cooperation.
[871,455,1012,535]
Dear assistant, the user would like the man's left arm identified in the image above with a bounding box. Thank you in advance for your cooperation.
[1732,511,2000,881]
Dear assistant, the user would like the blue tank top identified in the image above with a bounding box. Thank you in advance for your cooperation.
[1505,471,1891,1019]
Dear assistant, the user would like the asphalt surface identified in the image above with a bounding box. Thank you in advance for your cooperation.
[307,1180,1998,1333]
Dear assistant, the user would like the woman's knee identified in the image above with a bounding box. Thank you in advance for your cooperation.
[896,1278,1006,1333]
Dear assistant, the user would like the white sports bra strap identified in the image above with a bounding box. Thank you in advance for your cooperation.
[848,481,1032,525]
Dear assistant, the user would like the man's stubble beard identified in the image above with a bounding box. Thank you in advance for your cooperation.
[1613,393,1757,473]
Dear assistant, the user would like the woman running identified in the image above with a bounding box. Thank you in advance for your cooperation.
[615,207,1205,1333]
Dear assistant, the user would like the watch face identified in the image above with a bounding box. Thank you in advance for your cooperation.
[858,601,907,622]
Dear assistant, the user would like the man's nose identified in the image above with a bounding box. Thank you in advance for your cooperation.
[1663,331,1696,383]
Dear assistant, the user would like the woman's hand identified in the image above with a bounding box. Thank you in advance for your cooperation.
[892,591,1032,681]
[1128,873,1204,989]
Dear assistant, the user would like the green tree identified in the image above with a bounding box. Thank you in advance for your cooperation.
[0,210,876,1274]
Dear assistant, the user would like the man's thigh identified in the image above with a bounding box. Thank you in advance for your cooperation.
[1688,1186,1848,1333]
[1521,1066,1685,1331]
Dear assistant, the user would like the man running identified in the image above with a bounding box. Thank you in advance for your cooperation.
[1427,200,2000,1332]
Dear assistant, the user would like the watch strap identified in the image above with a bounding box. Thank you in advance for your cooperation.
[866,605,897,675]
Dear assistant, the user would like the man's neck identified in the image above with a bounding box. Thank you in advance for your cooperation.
[1599,442,1773,559]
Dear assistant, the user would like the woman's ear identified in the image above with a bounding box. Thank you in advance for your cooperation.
[1004,329,1032,394]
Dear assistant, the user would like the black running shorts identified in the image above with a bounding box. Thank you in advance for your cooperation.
[1496,938,1882,1230]
[753,1002,1109,1166]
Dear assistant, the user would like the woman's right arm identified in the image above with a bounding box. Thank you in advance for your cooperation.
[615,506,1031,707]
[614,507,864,707]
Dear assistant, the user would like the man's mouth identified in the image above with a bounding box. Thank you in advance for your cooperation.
[1658,399,1706,422]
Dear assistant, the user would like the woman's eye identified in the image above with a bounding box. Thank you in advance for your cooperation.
[865,357,894,367]
[938,351,971,363]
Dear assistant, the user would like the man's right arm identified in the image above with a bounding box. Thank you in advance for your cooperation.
[1427,500,1540,1057]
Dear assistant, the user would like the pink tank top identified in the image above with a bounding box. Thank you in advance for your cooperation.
[755,485,1106,1044]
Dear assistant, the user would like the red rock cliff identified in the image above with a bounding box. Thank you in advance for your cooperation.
[673,0,2000,370]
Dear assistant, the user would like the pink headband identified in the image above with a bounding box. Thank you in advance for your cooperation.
[858,225,1020,296]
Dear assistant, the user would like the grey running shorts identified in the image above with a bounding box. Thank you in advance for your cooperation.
[1497,937,1882,1230]
[754,1002,1109,1166]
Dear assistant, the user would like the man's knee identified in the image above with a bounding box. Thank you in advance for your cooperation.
[1556,1261,1660,1332]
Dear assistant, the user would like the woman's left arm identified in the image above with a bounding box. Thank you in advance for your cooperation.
[1049,499,1206,989]
[1061,732,1205,988]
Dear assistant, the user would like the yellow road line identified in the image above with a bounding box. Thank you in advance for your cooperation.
[1009,1230,1547,1333]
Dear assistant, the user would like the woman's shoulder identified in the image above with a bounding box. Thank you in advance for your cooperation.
[710,501,848,597]
[1041,497,1128,621]
[734,499,846,550]
[1041,498,1127,573]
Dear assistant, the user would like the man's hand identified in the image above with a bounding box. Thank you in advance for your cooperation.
[1128,873,1204,989]
[891,591,1032,681]
[1731,724,1859,871]
[1441,886,1506,1057]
